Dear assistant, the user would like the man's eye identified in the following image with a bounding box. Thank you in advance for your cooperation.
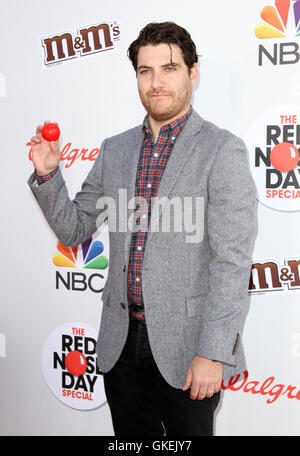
[166,66,176,71]
[140,69,150,74]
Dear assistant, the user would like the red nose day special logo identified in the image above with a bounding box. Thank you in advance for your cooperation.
[255,0,300,66]
[42,322,105,410]
[245,105,300,212]
[53,236,109,293]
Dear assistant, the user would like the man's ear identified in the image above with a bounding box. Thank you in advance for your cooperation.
[190,63,199,86]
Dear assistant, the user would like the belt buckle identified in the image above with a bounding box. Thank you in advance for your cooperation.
[129,305,145,324]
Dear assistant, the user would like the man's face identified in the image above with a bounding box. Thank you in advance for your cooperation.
[136,43,198,123]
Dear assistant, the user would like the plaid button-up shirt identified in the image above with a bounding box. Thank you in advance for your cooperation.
[127,107,192,322]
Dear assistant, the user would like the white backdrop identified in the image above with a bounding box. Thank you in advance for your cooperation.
[1,0,300,436]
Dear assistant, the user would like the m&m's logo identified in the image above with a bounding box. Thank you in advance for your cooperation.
[41,21,120,66]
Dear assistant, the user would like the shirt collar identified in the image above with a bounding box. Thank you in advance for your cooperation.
[142,106,192,139]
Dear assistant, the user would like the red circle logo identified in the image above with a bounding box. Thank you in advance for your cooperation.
[270,142,299,172]
[65,350,87,376]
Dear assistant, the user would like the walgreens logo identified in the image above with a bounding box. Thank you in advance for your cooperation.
[27,141,99,168]
[222,370,300,404]
[256,0,300,66]
[41,20,120,65]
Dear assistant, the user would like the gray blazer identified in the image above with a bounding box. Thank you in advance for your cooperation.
[28,109,257,388]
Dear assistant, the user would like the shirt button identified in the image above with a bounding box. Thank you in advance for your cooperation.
[171,136,176,141]
[154,153,158,158]
[135,277,140,282]
[147,183,151,188]
[137,246,142,251]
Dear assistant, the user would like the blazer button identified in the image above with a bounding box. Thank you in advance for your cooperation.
[123,265,126,272]
[120,302,126,309]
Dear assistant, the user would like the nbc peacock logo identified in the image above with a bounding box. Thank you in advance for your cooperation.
[255,0,300,66]
[53,236,108,270]
[53,236,109,293]
[255,0,300,39]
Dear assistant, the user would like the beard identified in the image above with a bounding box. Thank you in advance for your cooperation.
[139,87,191,122]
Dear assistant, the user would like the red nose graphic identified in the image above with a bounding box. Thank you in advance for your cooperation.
[270,142,299,172]
[65,350,87,376]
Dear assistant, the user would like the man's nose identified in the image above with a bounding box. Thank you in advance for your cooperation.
[151,71,165,90]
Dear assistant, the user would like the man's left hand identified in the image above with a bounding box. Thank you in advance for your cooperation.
[182,356,223,400]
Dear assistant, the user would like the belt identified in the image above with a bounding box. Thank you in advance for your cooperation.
[128,304,146,324]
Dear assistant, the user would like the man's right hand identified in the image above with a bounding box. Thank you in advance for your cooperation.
[31,121,61,176]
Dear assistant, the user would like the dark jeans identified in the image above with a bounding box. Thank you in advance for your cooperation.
[103,316,220,436]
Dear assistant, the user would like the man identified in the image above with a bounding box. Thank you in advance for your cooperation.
[28,22,257,436]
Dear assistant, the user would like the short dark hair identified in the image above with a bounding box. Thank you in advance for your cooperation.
[127,22,198,72]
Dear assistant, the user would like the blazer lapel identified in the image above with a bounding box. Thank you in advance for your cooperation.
[145,110,204,246]
[123,127,144,264]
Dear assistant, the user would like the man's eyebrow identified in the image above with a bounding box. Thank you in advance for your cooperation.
[137,64,151,71]
[137,62,180,71]
[161,62,180,68]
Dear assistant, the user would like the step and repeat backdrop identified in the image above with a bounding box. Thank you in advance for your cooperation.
[1,0,300,436]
